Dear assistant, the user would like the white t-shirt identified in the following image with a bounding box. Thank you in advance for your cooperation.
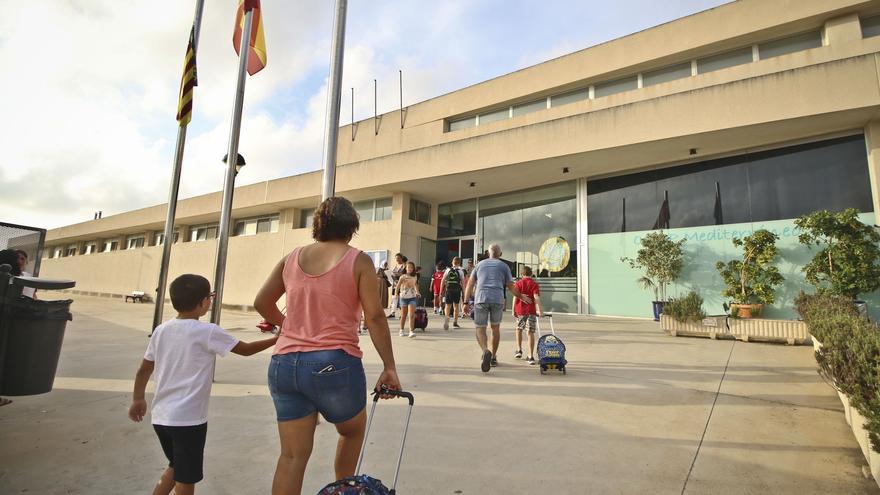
[144,318,239,426]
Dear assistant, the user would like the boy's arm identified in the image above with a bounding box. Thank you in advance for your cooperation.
[231,335,279,356]
[128,359,154,422]
[535,293,544,317]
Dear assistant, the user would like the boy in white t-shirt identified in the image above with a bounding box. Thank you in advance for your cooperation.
[128,274,277,495]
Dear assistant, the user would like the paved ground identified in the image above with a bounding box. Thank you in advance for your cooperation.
[0,294,877,494]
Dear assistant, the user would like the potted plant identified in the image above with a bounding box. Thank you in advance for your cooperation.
[664,291,707,323]
[715,229,784,318]
[795,208,880,311]
[621,232,685,320]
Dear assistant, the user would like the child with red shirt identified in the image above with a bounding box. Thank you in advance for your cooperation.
[513,266,544,365]
[431,261,446,314]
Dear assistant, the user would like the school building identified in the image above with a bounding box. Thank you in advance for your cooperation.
[39,0,880,318]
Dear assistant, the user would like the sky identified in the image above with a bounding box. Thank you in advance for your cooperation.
[0,0,731,230]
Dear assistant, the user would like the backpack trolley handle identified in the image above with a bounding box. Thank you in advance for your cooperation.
[536,314,554,338]
[355,386,415,494]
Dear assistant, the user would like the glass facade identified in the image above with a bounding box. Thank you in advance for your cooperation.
[587,135,871,234]
[697,47,753,74]
[758,31,822,59]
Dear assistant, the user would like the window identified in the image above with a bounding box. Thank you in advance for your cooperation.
[234,215,279,236]
[587,135,872,234]
[154,231,180,246]
[409,199,431,224]
[364,250,389,269]
[352,198,393,223]
[643,62,692,86]
[862,15,880,38]
[103,241,118,253]
[53,247,62,258]
[449,117,476,132]
[126,235,145,250]
[298,208,315,229]
[550,89,589,108]
[65,245,77,257]
[512,99,546,117]
[190,224,219,242]
[478,108,509,125]
[375,197,393,221]
[438,199,477,237]
[758,31,822,59]
[697,47,753,74]
[354,200,375,222]
[83,243,97,255]
[594,76,638,98]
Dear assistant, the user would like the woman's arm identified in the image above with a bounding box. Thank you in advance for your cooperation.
[254,257,286,327]
[356,254,401,397]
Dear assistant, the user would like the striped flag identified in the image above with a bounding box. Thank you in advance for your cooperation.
[175,26,198,126]
[233,0,267,76]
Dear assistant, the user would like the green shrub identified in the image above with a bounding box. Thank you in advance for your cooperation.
[797,292,880,453]
[793,291,857,341]
[663,291,707,323]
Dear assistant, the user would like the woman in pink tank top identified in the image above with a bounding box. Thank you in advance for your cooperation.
[254,197,401,495]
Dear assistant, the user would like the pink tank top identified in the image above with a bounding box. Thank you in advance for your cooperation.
[274,245,363,358]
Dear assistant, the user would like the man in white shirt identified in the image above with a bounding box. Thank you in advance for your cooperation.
[128,274,277,495]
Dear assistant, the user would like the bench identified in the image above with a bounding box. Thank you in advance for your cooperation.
[125,291,147,303]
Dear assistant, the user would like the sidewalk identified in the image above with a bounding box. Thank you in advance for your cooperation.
[0,295,876,494]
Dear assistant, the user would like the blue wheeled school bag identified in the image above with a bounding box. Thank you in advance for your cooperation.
[536,315,567,374]
[317,387,414,495]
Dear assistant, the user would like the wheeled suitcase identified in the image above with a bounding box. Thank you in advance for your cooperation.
[536,315,567,374]
[413,297,428,331]
[317,387,415,495]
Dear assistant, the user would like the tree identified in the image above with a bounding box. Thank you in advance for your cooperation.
[715,229,784,305]
[621,231,685,302]
[795,208,880,300]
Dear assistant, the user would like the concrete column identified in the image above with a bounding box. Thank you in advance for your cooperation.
[390,193,407,256]
[576,177,589,315]
[179,225,191,243]
[864,121,880,224]
[824,13,862,46]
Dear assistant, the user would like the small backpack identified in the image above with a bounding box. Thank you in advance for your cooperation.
[446,268,462,290]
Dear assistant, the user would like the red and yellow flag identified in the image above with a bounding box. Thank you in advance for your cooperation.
[233,0,267,76]
[176,26,198,125]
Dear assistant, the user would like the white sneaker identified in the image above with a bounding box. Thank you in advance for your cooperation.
[399,330,405,337]
[408,332,416,338]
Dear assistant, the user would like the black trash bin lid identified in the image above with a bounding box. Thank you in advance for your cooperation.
[12,277,75,290]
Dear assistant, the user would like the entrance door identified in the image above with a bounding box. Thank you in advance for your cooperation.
[418,237,437,300]
[436,237,475,266]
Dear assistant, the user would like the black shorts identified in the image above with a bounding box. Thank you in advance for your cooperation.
[153,423,208,484]
[444,290,462,304]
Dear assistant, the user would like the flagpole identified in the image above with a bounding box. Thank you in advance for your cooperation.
[210,10,253,325]
[321,0,348,201]
[152,0,206,334]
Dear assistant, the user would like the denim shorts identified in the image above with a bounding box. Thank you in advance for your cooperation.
[268,349,367,424]
[474,302,504,327]
[400,297,418,308]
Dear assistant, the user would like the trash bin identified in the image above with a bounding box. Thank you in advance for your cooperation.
[0,266,75,396]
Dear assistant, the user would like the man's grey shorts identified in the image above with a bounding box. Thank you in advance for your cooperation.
[474,302,504,327]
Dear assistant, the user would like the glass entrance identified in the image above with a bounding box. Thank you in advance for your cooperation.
[436,237,475,267]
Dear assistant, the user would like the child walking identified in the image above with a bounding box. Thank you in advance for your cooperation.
[513,266,543,365]
[128,274,278,495]
[396,261,420,338]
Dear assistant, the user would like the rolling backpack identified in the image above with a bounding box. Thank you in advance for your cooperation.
[413,297,428,331]
[536,315,567,374]
[317,387,415,495]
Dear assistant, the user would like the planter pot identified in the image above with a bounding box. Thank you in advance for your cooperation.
[730,303,763,319]
[660,314,730,339]
[726,318,809,345]
[651,301,665,322]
